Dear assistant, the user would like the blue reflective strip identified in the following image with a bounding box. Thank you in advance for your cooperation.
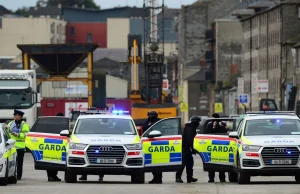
[229,153,234,162]
[170,152,181,162]
[44,138,63,144]
[199,152,207,162]
[150,141,169,145]
[32,150,43,161]
[62,152,66,162]
[203,152,211,162]
[145,154,152,164]
[211,140,230,145]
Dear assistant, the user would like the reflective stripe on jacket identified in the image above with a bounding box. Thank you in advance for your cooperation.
[7,120,30,149]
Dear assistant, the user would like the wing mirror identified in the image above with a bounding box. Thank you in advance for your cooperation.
[228,131,239,139]
[60,129,70,137]
[6,139,16,146]
[148,130,162,138]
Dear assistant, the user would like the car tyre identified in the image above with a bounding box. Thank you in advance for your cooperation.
[228,172,238,182]
[131,172,145,184]
[8,159,17,184]
[0,159,9,186]
[64,168,77,183]
[237,157,250,184]
[295,174,300,183]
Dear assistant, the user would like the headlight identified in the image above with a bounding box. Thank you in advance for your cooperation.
[125,144,142,150]
[0,152,3,158]
[242,145,261,152]
[69,143,87,150]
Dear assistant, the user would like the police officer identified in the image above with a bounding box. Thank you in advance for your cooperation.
[175,116,200,183]
[142,111,162,184]
[205,113,227,183]
[7,110,30,180]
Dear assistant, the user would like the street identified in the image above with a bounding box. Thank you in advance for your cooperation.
[1,154,300,194]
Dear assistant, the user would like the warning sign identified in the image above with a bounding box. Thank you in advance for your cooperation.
[163,79,169,90]
[214,103,223,113]
[180,102,188,112]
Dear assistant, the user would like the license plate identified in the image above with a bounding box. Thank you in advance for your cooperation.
[96,159,117,164]
[270,160,292,165]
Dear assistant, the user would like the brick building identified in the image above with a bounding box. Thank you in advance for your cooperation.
[238,0,300,110]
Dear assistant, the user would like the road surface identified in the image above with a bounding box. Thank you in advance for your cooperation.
[1,153,300,194]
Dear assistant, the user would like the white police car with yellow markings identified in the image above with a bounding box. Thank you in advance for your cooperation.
[60,110,145,183]
[0,123,18,186]
[228,111,300,184]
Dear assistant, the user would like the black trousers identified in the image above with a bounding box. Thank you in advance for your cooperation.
[47,170,58,178]
[16,149,25,179]
[152,172,162,179]
[176,152,194,179]
[208,171,226,180]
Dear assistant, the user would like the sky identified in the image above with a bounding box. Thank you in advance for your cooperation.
[0,0,197,11]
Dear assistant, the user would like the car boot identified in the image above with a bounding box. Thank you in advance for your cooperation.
[79,175,87,181]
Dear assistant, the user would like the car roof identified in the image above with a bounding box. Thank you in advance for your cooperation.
[78,114,132,120]
[245,114,299,121]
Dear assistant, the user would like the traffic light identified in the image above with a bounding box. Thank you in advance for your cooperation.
[287,86,298,111]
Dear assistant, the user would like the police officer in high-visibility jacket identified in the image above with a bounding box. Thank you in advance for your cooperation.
[7,110,30,180]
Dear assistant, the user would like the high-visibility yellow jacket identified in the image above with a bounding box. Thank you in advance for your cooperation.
[7,120,30,150]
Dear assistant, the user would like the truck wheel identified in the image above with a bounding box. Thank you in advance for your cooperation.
[131,172,145,184]
[64,168,77,183]
[237,158,250,184]
[295,174,300,183]
[8,159,17,184]
[0,159,9,186]
[228,172,238,182]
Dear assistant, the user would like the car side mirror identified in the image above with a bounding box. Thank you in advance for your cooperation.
[148,130,162,138]
[228,131,239,139]
[6,139,16,146]
[60,129,70,137]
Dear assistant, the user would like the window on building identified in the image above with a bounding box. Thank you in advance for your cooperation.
[51,23,55,33]
[0,18,2,28]
[298,7,300,18]
[50,36,55,44]
[70,27,75,36]
[87,33,93,43]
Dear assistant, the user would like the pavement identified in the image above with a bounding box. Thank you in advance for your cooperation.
[1,153,300,194]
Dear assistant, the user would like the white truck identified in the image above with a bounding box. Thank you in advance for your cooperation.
[0,70,40,126]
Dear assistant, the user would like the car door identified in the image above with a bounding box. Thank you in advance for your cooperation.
[2,129,15,176]
[25,117,69,171]
[194,119,238,172]
[141,117,182,172]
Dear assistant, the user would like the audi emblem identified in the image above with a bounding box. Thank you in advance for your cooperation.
[274,148,287,153]
[99,146,113,152]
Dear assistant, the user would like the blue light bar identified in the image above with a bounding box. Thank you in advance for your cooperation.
[112,110,129,114]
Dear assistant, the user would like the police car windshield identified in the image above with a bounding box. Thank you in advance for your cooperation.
[244,119,300,136]
[74,118,136,135]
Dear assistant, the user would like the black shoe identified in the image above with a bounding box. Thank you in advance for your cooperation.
[176,177,183,183]
[220,179,226,183]
[99,176,103,181]
[187,177,197,183]
[208,179,214,183]
[17,177,21,181]
[79,175,87,181]
[148,179,162,184]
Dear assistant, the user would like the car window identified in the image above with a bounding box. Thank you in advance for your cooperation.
[31,117,69,134]
[237,119,244,136]
[244,118,300,136]
[144,118,180,136]
[74,118,136,135]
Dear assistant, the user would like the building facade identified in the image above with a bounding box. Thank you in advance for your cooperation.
[0,16,66,57]
[240,1,300,110]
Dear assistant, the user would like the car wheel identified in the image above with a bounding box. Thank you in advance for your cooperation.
[228,172,238,182]
[131,172,145,184]
[0,159,9,186]
[64,168,77,183]
[8,159,17,184]
[295,174,300,183]
[237,157,250,184]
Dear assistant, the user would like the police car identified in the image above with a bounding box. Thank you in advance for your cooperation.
[228,111,300,184]
[0,123,18,186]
[60,110,145,183]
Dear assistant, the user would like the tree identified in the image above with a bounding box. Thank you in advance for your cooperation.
[37,0,100,9]
[14,7,30,17]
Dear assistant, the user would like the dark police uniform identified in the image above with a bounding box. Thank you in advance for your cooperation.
[142,111,161,184]
[175,116,200,183]
[205,113,227,182]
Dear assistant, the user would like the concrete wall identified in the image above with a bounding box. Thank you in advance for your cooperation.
[0,17,66,57]
[107,18,130,48]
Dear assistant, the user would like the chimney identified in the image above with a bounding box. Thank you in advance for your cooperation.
[58,4,62,8]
